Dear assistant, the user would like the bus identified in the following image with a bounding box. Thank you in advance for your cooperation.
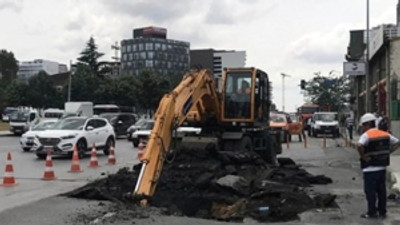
[93,104,120,115]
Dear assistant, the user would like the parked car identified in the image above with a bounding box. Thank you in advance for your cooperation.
[309,112,340,137]
[20,119,58,152]
[131,119,202,148]
[99,112,137,138]
[131,119,155,147]
[269,112,290,143]
[34,116,116,159]
[126,118,151,141]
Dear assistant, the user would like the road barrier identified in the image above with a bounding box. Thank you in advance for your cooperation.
[1,152,18,187]
[137,139,146,160]
[42,149,56,180]
[69,146,83,173]
[88,144,99,168]
[107,146,116,165]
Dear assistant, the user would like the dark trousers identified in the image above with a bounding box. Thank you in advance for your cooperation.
[347,125,353,140]
[363,170,387,216]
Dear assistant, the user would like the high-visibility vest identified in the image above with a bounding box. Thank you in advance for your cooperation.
[361,128,390,168]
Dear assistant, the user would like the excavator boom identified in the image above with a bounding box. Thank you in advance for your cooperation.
[133,69,220,203]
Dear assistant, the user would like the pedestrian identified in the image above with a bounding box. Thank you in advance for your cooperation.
[345,114,354,140]
[357,113,400,219]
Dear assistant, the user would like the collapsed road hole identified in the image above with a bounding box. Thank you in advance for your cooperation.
[65,146,337,222]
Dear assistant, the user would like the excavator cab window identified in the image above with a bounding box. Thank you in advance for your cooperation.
[224,72,252,119]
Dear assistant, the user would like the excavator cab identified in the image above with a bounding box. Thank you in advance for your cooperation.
[221,68,270,124]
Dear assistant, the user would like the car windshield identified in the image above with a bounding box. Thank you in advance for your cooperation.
[290,115,299,122]
[142,121,154,130]
[100,113,118,122]
[9,111,29,122]
[50,118,86,130]
[31,121,56,131]
[270,114,286,123]
[315,114,338,122]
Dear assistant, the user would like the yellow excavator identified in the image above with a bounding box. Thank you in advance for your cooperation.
[133,67,282,205]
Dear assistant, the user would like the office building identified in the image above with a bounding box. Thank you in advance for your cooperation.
[17,59,68,83]
[120,26,190,77]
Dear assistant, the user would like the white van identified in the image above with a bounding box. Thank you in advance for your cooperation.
[310,112,339,138]
[43,108,64,120]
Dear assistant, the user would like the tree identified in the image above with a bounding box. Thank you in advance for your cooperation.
[27,71,63,108]
[133,70,170,113]
[0,49,18,83]
[76,37,109,77]
[302,72,350,112]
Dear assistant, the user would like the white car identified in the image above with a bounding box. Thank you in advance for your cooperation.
[20,119,58,152]
[132,121,201,148]
[35,116,116,159]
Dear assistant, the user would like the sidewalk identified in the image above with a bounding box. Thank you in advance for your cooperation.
[342,127,400,194]
[0,130,11,136]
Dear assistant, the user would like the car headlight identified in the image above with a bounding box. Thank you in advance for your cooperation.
[61,134,77,139]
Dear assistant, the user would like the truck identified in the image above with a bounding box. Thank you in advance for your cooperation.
[133,67,282,205]
[9,108,40,135]
[297,103,320,136]
[63,102,93,118]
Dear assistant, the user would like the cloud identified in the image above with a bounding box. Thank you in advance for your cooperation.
[99,0,193,23]
[285,25,349,65]
[0,0,23,12]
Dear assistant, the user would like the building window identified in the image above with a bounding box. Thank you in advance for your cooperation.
[140,52,146,59]
[127,45,131,52]
[133,44,137,51]
[145,43,153,50]
[148,51,154,59]
[138,44,144,51]
[162,44,166,51]
[122,45,127,53]
[155,43,161,50]
[122,54,127,61]
[128,53,133,60]
[146,60,153,67]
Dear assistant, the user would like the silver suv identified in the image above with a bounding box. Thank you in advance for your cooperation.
[310,112,339,137]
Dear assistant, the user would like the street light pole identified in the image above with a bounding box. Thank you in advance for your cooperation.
[68,60,72,102]
[365,0,370,112]
[281,73,291,112]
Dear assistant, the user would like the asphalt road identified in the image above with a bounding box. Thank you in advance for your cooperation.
[1,134,400,224]
[0,134,139,213]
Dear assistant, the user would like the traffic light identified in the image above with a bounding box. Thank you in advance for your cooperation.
[300,80,306,89]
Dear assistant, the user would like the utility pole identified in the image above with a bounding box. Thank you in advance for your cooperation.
[281,73,291,112]
[68,60,72,102]
[365,0,370,112]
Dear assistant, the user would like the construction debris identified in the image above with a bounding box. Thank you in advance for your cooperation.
[65,146,335,222]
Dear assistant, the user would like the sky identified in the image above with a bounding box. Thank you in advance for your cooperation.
[0,0,398,112]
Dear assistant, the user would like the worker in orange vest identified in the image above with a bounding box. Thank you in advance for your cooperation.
[357,113,400,219]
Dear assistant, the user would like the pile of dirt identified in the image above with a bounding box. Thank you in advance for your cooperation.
[65,146,335,222]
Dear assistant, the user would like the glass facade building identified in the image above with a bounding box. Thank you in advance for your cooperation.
[120,27,190,77]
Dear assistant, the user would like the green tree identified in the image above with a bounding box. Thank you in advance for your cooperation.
[0,49,18,83]
[5,80,29,106]
[76,37,110,77]
[302,72,350,112]
[134,70,170,113]
[27,71,63,108]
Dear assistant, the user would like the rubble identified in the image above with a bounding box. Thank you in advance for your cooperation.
[65,146,336,222]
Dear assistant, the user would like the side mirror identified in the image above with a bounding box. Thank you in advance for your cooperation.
[86,126,94,131]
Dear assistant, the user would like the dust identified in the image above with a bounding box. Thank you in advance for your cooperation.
[65,146,335,222]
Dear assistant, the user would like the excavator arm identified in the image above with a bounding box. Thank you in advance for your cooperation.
[133,69,221,204]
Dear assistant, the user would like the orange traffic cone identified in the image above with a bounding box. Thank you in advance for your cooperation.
[107,146,116,165]
[1,152,18,187]
[42,149,56,180]
[69,146,83,173]
[88,143,99,168]
[137,139,146,160]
